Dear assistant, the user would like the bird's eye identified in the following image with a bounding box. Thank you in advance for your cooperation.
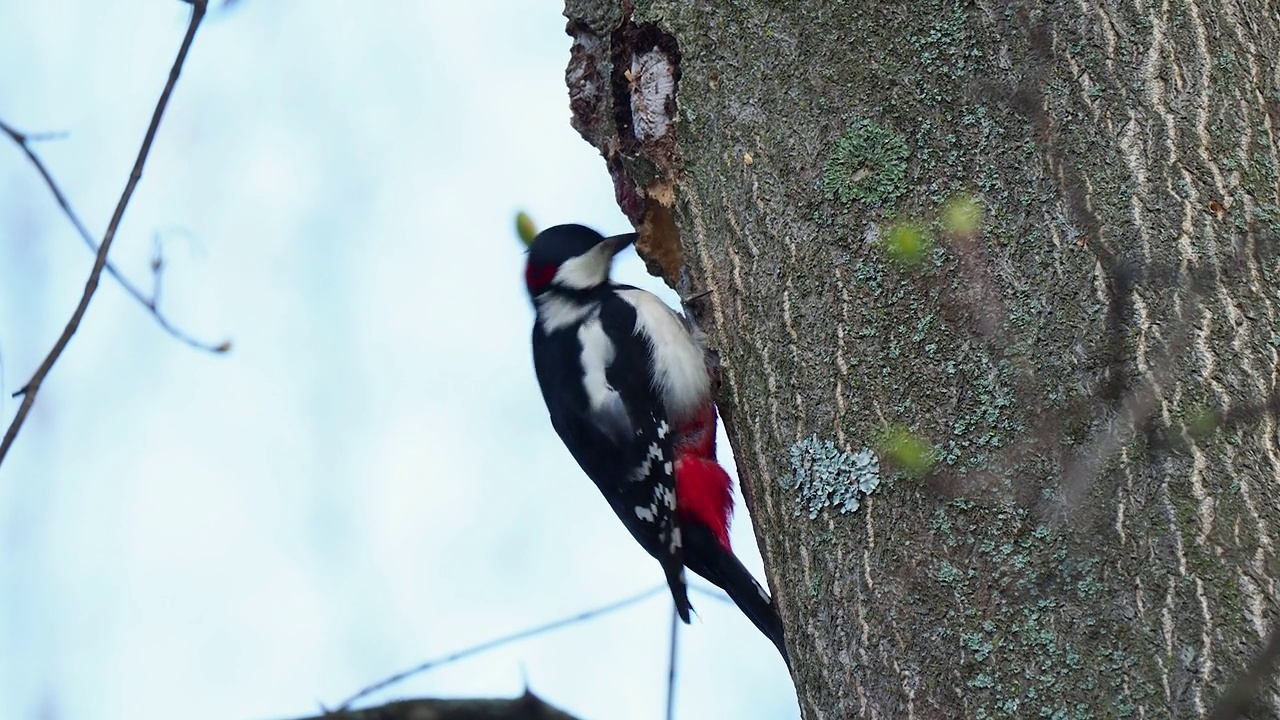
[525,263,557,291]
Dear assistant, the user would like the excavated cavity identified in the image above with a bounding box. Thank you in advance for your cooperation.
[564,5,686,288]
[610,20,681,158]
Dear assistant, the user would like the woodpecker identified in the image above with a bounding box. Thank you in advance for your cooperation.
[525,223,788,663]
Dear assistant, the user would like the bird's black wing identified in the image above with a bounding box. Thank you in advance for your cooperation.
[596,294,689,622]
[531,297,690,621]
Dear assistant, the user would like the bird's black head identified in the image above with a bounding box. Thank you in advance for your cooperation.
[524,223,636,297]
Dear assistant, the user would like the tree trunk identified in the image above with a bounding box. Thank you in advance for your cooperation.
[564,0,1280,717]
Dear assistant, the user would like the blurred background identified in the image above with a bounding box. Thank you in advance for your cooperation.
[0,2,798,718]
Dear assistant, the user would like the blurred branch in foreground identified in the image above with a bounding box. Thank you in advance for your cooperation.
[0,0,212,467]
[297,692,581,720]
[1210,622,1280,720]
[332,584,666,712]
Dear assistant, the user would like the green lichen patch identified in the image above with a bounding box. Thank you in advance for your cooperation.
[781,435,881,518]
[928,500,1160,718]
[822,117,911,209]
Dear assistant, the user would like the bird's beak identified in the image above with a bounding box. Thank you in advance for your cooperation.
[602,232,637,257]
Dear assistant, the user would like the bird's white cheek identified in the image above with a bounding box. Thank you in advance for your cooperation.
[553,245,612,289]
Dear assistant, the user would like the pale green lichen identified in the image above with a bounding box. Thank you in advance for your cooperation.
[822,117,910,208]
[781,435,881,518]
[929,499,1159,717]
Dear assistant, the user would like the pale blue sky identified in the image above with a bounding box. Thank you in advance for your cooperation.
[0,2,797,719]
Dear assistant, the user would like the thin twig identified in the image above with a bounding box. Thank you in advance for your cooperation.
[0,118,227,354]
[332,584,667,713]
[0,0,209,466]
[666,602,679,720]
[22,130,70,142]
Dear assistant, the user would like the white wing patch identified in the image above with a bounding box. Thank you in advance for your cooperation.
[616,289,711,422]
[578,316,630,442]
[577,316,615,407]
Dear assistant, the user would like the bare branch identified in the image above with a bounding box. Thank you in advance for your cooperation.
[688,581,734,605]
[0,0,210,466]
[333,584,667,713]
[0,118,228,354]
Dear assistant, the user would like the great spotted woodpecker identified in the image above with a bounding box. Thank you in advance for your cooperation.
[525,223,788,663]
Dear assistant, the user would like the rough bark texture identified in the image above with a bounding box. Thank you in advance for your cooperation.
[564,0,1280,718]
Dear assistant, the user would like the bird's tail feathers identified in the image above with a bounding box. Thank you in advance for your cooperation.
[683,523,789,666]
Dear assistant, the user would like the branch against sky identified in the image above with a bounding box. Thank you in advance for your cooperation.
[332,584,667,712]
[0,0,210,467]
[0,117,230,354]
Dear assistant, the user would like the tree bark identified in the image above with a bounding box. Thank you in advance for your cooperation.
[564,0,1280,717]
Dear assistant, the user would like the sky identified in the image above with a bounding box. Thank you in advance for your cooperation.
[0,2,798,719]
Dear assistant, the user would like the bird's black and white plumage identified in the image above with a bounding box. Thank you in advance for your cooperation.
[526,224,696,618]
[524,223,788,663]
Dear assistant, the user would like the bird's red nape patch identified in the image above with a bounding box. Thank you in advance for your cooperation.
[525,263,557,291]
[675,454,734,550]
